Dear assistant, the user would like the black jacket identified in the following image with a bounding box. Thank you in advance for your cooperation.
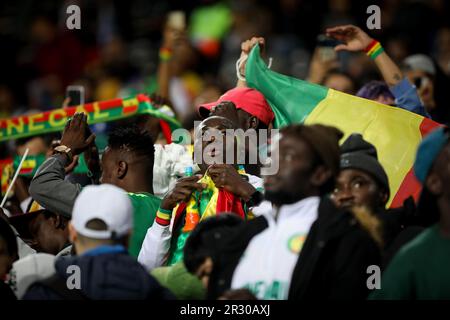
[207,215,268,299]
[0,281,16,300]
[208,197,381,300]
[288,198,381,300]
[23,251,175,300]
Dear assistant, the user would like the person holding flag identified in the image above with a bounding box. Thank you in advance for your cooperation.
[138,115,266,270]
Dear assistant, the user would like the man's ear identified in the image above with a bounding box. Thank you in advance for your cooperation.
[54,214,67,230]
[246,116,259,130]
[379,190,389,206]
[310,165,332,188]
[68,222,77,244]
[117,160,128,179]
[425,172,442,196]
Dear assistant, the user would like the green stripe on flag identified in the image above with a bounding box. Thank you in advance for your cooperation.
[246,45,328,128]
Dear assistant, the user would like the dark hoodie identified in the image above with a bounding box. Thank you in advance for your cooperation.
[23,245,174,300]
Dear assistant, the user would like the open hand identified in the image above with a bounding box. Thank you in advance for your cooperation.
[326,25,373,52]
[60,112,95,156]
[239,37,265,75]
[161,175,206,210]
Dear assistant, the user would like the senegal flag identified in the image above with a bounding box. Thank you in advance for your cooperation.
[245,45,441,208]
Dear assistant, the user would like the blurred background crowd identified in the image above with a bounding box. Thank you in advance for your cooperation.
[1,0,450,125]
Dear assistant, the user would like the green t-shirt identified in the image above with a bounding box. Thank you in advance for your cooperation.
[127,192,161,258]
[370,225,450,300]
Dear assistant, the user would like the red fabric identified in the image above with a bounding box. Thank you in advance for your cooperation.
[363,39,379,53]
[216,189,246,219]
[198,87,274,125]
[159,120,172,143]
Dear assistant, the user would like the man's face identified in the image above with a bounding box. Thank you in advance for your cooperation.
[264,133,317,206]
[332,169,386,211]
[29,213,68,255]
[194,117,236,171]
[375,95,395,106]
[16,137,48,156]
[427,141,450,200]
[324,74,355,94]
[208,101,247,130]
[99,147,116,185]
[195,257,213,289]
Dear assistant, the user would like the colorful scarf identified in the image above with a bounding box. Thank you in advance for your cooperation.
[168,166,248,265]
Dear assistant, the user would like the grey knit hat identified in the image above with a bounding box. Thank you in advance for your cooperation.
[340,134,390,196]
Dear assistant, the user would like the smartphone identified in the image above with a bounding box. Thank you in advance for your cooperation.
[317,34,339,62]
[66,85,85,106]
[167,11,186,31]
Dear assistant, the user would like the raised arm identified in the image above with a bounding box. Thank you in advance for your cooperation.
[326,25,429,117]
[326,25,402,87]
[29,113,95,216]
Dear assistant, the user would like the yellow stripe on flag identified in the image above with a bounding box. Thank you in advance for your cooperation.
[305,89,423,207]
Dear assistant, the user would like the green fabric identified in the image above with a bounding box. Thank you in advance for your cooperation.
[167,231,189,266]
[0,94,181,142]
[369,225,450,300]
[127,192,161,258]
[167,187,216,266]
[189,2,232,40]
[13,154,46,177]
[246,45,328,128]
[13,153,89,178]
[151,261,206,300]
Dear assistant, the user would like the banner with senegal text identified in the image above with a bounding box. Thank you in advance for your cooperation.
[0,94,181,142]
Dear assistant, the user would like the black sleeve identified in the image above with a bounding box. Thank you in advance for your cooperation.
[325,229,382,300]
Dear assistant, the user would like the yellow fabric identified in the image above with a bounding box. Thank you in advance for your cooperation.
[304,89,423,207]
[197,174,219,221]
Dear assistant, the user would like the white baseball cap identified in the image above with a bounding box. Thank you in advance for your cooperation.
[403,54,436,76]
[72,184,133,239]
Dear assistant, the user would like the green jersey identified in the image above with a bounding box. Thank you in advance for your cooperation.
[127,192,161,258]
[370,225,450,300]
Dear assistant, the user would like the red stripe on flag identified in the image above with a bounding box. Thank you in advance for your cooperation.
[216,189,246,219]
[390,168,422,208]
[19,168,34,175]
[390,118,442,208]
[419,117,442,137]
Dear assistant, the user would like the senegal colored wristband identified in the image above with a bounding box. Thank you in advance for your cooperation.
[159,48,173,62]
[364,39,378,53]
[364,40,384,60]
[155,208,173,226]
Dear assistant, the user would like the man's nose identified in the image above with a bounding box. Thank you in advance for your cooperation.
[336,188,354,204]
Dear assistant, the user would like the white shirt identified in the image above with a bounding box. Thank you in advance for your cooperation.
[153,143,194,199]
[231,196,320,300]
[137,174,266,271]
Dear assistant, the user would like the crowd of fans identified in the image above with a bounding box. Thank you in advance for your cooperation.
[0,0,450,300]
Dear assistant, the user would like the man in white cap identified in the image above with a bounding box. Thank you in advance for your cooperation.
[23,184,174,300]
[402,54,438,117]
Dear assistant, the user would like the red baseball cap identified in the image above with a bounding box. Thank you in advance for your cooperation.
[197,87,274,126]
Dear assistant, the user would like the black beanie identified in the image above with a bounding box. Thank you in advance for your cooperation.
[340,134,390,196]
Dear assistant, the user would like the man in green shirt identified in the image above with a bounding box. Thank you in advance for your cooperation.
[100,125,160,257]
[30,113,159,257]
[370,127,450,299]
